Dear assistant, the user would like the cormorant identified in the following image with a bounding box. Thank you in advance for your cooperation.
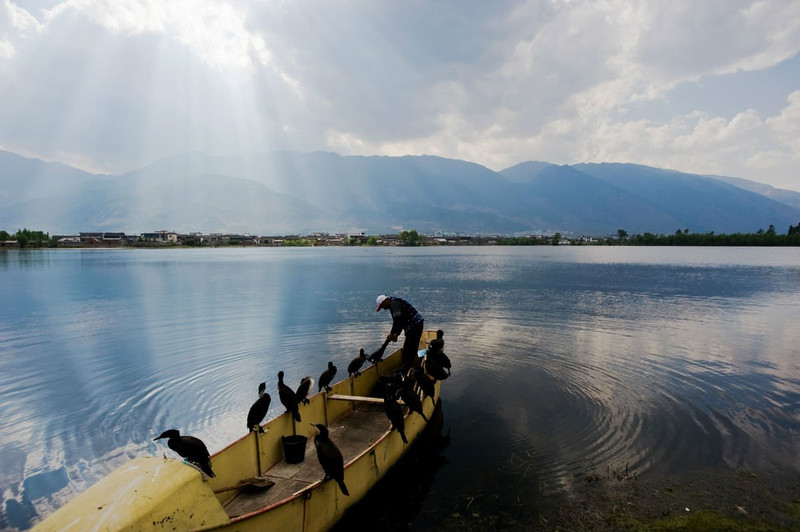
[318,361,337,392]
[398,380,428,422]
[153,429,215,478]
[427,329,445,355]
[424,358,450,381]
[348,349,367,377]
[295,376,314,405]
[311,423,350,496]
[246,381,271,433]
[368,337,391,363]
[277,371,302,422]
[425,329,451,377]
[377,371,404,394]
[384,390,408,444]
[412,367,436,407]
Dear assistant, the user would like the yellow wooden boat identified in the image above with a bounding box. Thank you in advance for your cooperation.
[34,330,442,532]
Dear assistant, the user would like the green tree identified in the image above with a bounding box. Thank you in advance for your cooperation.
[0,230,10,241]
[617,229,628,241]
[366,235,378,246]
[13,228,50,247]
[551,232,561,245]
[283,238,313,247]
[399,229,423,246]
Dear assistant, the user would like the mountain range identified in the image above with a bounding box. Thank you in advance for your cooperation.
[1,149,798,236]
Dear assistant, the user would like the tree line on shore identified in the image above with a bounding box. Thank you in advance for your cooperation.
[499,223,800,246]
[3,223,800,248]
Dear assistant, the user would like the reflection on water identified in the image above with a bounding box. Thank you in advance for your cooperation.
[1,247,800,530]
[331,401,451,532]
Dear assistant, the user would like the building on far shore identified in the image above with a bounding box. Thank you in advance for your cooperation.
[77,232,129,247]
[141,230,178,244]
[5,228,613,249]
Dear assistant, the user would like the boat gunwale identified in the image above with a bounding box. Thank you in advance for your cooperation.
[211,355,398,458]
[31,331,441,532]
[220,338,438,527]
[227,405,408,524]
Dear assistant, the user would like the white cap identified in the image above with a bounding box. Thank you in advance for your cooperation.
[375,294,388,311]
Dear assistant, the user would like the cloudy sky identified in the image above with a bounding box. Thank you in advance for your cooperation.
[1,0,799,190]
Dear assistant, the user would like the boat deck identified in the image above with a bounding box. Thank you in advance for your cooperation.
[223,403,389,518]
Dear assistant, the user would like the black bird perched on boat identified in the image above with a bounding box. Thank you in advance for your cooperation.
[425,329,451,379]
[318,361,337,392]
[295,376,314,405]
[246,381,271,433]
[412,368,436,407]
[397,379,428,422]
[427,329,445,355]
[368,337,391,363]
[424,358,450,381]
[376,371,404,396]
[153,429,215,478]
[277,371,302,422]
[311,423,350,496]
[384,389,408,444]
[348,348,367,377]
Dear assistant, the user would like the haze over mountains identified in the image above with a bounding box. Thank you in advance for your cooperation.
[1,149,798,236]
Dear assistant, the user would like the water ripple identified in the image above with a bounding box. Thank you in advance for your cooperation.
[2,247,800,530]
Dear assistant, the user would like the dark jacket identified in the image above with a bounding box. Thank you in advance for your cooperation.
[388,297,424,335]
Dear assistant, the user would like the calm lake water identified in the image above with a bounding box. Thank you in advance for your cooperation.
[1,247,799,530]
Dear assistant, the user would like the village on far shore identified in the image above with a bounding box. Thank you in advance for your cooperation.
[4,224,799,248]
[0,229,598,248]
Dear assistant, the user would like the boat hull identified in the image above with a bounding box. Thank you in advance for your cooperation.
[34,331,441,532]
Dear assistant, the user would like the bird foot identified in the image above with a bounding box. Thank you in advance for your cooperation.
[184,461,209,480]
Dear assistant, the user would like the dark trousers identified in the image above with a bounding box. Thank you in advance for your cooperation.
[401,321,424,372]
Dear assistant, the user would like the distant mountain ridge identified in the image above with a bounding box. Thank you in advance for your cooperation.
[0,149,798,236]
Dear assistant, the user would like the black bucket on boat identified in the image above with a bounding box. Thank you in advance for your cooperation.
[281,435,307,464]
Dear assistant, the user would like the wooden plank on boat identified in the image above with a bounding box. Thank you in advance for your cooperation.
[214,477,275,494]
[328,394,385,404]
[33,330,443,532]
[223,405,390,518]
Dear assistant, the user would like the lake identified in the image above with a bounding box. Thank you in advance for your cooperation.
[1,246,799,530]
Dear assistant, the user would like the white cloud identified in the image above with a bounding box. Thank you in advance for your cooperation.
[766,91,800,148]
[0,0,799,190]
[0,0,43,58]
[47,0,167,34]
[5,0,43,32]
[0,38,14,59]
[757,90,800,182]
[558,95,799,189]
[44,0,271,71]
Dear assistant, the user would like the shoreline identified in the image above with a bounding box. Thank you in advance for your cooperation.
[431,467,800,531]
